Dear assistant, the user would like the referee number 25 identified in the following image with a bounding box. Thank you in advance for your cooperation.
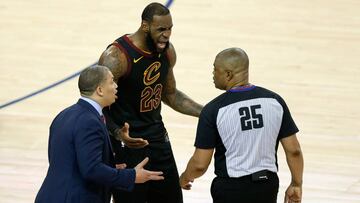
[239,105,264,131]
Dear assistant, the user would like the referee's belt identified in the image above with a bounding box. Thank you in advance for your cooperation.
[230,170,276,182]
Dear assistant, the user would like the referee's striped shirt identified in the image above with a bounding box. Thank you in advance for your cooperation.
[195,85,298,178]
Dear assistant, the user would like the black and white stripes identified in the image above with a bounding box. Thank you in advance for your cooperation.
[216,98,283,177]
[194,86,299,178]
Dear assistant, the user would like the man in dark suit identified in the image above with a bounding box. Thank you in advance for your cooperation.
[35,65,164,203]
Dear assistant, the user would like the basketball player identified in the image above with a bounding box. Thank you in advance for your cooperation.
[98,2,203,203]
[179,48,303,203]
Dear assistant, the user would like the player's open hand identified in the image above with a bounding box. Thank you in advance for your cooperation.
[118,122,149,148]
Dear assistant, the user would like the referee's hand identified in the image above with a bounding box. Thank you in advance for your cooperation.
[179,173,194,190]
[284,184,302,203]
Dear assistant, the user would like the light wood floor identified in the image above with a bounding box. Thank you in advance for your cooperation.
[1,0,360,202]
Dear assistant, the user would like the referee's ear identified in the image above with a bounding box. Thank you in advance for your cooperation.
[226,70,233,82]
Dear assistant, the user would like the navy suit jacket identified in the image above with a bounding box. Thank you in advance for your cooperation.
[35,99,135,203]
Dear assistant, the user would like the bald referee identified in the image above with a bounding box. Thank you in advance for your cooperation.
[179,47,304,203]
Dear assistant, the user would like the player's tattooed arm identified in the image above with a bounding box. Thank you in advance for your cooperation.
[98,45,128,83]
[162,43,203,117]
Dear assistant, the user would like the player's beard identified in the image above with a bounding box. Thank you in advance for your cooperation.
[146,32,169,54]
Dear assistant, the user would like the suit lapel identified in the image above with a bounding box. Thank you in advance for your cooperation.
[101,123,114,156]
[77,99,115,157]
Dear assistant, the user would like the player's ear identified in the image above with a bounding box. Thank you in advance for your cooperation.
[141,20,150,33]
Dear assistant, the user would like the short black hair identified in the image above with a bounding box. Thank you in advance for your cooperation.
[78,65,109,96]
[141,2,170,22]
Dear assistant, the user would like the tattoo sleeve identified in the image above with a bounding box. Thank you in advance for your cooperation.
[162,58,203,117]
[166,89,203,117]
[98,45,128,135]
[98,45,127,83]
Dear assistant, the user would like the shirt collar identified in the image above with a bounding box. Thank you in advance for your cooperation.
[80,97,103,116]
[228,84,256,92]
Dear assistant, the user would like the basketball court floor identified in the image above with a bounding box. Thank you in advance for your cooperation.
[0,0,359,202]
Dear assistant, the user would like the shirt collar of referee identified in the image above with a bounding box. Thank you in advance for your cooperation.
[228,84,256,92]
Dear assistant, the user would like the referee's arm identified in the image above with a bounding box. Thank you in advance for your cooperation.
[281,134,304,203]
[179,148,214,190]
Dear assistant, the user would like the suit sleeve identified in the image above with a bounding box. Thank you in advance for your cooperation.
[74,114,135,191]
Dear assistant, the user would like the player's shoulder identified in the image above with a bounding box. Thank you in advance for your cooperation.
[98,38,129,78]
[167,41,175,52]
[99,35,128,60]
[165,42,176,66]
[101,43,125,59]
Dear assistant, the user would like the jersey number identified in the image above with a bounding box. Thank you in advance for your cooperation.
[239,105,264,131]
[140,84,162,112]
